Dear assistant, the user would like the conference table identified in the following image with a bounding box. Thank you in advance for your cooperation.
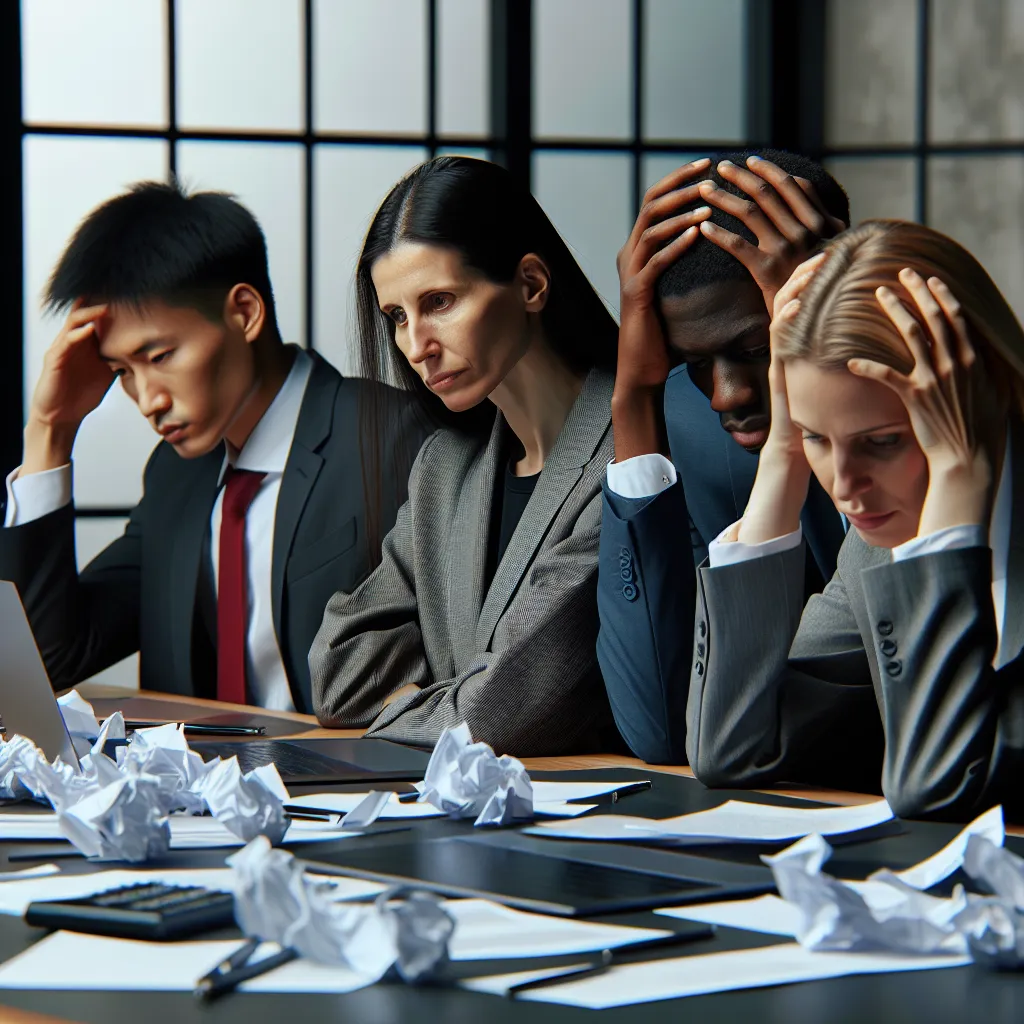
[0,687,1022,1023]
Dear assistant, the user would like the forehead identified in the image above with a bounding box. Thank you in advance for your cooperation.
[371,243,470,301]
[96,301,213,359]
[659,280,769,356]
[785,360,909,434]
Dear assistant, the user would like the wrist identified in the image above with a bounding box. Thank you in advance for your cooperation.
[22,417,77,475]
[610,385,668,461]
[917,460,992,535]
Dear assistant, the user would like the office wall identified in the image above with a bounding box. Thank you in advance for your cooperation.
[18,0,754,688]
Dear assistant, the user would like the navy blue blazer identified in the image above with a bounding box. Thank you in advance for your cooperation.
[596,365,846,763]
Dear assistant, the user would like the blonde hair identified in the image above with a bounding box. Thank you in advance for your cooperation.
[775,220,1024,415]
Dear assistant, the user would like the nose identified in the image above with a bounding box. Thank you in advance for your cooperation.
[709,362,761,415]
[132,373,171,420]
[404,314,440,366]
[831,447,872,504]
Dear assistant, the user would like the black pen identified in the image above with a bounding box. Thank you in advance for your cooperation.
[194,944,299,1001]
[505,927,713,998]
[610,780,652,803]
[397,791,422,803]
[197,937,260,986]
[284,810,335,823]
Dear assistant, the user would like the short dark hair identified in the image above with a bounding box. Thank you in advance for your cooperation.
[656,148,850,301]
[45,179,278,327]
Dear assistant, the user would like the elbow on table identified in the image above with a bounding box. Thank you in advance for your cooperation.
[881,763,987,822]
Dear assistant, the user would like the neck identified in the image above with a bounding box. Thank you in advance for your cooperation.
[488,335,585,476]
[224,338,296,452]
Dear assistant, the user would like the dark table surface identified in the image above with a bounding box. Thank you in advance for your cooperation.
[1,768,1022,1022]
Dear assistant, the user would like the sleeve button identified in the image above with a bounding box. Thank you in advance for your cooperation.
[877,620,894,636]
[885,659,902,677]
[880,639,897,657]
[622,582,638,602]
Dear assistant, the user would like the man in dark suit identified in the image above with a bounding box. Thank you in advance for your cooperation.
[0,181,421,714]
[598,150,851,763]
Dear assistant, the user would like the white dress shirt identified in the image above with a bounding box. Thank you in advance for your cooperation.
[4,349,314,710]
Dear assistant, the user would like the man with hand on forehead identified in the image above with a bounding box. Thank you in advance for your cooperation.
[598,150,854,766]
[1,180,421,714]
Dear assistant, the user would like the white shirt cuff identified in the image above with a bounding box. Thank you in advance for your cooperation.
[891,524,987,562]
[708,522,803,568]
[605,454,677,500]
[4,465,73,527]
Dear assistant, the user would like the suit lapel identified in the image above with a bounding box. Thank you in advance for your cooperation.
[271,353,337,650]
[167,448,223,691]
[1000,418,1024,662]
[475,369,613,649]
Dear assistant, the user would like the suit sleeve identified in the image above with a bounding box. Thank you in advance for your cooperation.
[860,547,1020,819]
[686,540,881,794]
[0,451,172,689]
[596,479,697,763]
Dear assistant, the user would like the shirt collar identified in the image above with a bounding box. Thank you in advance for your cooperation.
[218,348,313,485]
[990,427,1012,584]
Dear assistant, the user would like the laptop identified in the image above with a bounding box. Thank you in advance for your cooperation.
[0,580,80,768]
[0,579,431,785]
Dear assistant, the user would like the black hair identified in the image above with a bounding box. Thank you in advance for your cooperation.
[655,148,850,301]
[45,178,278,330]
[355,155,619,436]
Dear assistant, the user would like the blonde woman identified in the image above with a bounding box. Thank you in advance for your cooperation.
[686,219,1022,820]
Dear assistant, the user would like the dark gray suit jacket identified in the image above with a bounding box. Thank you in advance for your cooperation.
[596,366,845,763]
[310,369,620,756]
[0,349,420,714]
[687,418,1024,820]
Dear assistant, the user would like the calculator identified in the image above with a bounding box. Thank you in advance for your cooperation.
[25,883,237,941]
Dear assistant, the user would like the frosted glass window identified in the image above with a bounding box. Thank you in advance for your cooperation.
[313,145,428,374]
[22,0,166,128]
[534,0,632,140]
[928,0,1024,144]
[643,0,745,142]
[438,0,489,137]
[641,153,707,203]
[176,0,303,132]
[533,152,633,315]
[825,0,918,146]
[314,0,427,135]
[23,136,167,508]
[176,142,306,347]
[927,156,1024,325]
[825,158,918,224]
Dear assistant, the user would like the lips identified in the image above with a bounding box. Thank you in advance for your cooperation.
[724,417,771,451]
[425,370,465,392]
[158,424,188,444]
[845,510,897,532]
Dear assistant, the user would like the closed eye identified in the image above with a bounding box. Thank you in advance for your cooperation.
[802,433,825,444]
[151,350,173,365]
[866,433,902,449]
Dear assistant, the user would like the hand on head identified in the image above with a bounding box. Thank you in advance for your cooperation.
[698,155,846,314]
[848,269,1006,536]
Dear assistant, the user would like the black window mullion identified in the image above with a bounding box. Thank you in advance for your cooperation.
[489,0,532,188]
[427,0,437,156]
[630,0,643,215]
[167,0,178,177]
[304,0,315,350]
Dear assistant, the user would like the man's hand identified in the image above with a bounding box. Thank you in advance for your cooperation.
[612,158,712,461]
[23,300,114,476]
[698,155,846,315]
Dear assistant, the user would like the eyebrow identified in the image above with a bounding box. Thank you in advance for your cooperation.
[99,338,174,364]
[791,419,906,437]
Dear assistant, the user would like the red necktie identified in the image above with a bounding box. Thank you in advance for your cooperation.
[216,467,267,706]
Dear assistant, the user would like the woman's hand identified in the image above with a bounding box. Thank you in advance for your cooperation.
[736,253,826,544]
[848,269,1007,537]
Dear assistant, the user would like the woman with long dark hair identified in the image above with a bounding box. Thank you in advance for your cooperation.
[309,156,620,755]
[686,219,1024,819]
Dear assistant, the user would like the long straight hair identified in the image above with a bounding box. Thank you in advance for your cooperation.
[355,156,619,554]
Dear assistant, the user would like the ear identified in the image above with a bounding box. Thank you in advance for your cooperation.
[517,253,551,314]
[224,284,266,343]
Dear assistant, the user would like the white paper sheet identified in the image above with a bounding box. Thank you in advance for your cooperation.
[0,864,60,883]
[286,791,595,820]
[461,942,970,1007]
[0,866,385,917]
[0,933,375,994]
[444,899,670,959]
[525,798,894,845]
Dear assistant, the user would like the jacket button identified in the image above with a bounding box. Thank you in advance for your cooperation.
[696,642,706,658]
[885,659,902,677]
[622,582,637,602]
[877,620,894,636]
[619,546,632,563]
[620,566,634,582]
[698,620,707,638]
[694,662,704,676]
[880,639,897,657]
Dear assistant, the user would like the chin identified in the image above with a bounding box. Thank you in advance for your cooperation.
[165,430,219,459]
[851,524,914,550]
[437,386,489,414]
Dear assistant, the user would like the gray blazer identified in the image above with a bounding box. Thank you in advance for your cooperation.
[309,369,619,755]
[687,418,1024,820]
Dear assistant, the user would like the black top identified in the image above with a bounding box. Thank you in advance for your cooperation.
[485,447,540,587]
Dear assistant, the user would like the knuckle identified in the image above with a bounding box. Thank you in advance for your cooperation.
[743,199,760,218]
[755,181,775,199]
[791,227,815,252]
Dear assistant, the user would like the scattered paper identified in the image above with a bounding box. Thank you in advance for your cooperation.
[420,723,533,827]
[287,792,445,819]
[891,805,1004,890]
[56,690,103,757]
[525,798,895,845]
[0,864,60,884]
[340,791,392,829]
[956,835,1024,968]
[461,943,970,1007]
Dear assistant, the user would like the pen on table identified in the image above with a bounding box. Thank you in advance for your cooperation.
[283,809,336,822]
[505,926,713,998]
[397,791,422,803]
[194,942,299,1002]
[610,780,652,803]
